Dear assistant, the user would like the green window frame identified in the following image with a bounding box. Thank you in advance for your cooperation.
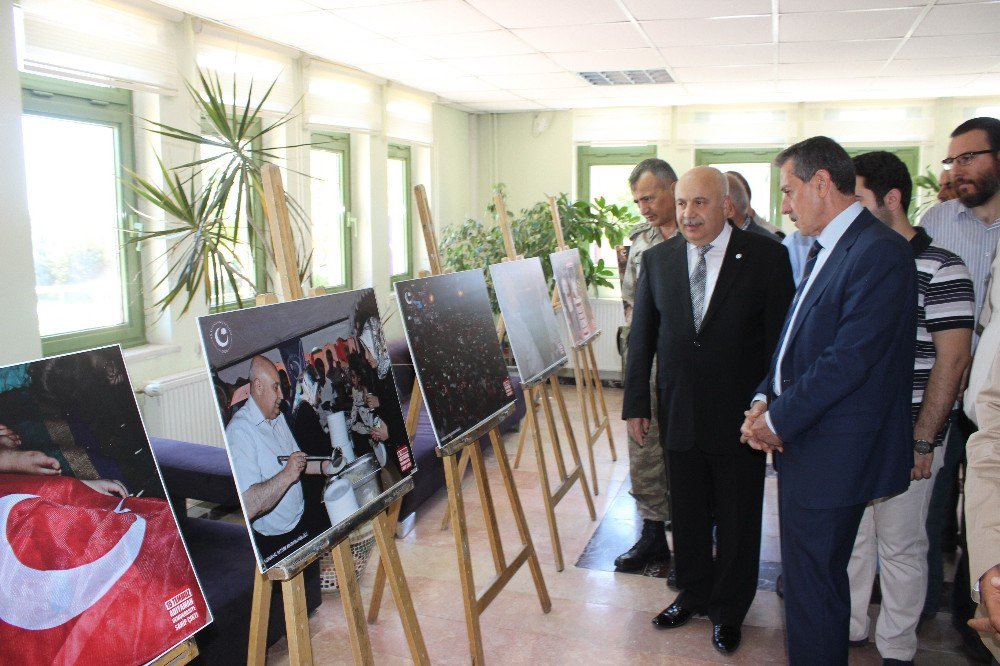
[20,73,145,355]
[309,131,352,292]
[388,144,412,283]
[695,145,921,229]
[577,145,657,208]
[202,119,268,313]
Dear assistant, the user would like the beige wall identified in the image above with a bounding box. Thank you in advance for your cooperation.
[0,0,42,365]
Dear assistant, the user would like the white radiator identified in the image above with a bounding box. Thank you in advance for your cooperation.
[140,369,226,448]
[557,297,626,380]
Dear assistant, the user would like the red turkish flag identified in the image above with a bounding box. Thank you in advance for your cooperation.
[0,474,210,665]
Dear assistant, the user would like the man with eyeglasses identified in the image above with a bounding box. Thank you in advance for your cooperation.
[919,116,1000,663]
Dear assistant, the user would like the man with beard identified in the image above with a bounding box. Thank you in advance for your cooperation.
[918,118,1000,660]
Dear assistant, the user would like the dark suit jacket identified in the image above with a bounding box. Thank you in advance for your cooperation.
[759,208,917,509]
[623,227,795,455]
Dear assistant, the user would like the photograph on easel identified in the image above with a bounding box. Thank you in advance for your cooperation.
[0,346,211,666]
[198,289,414,574]
[489,257,567,385]
[550,248,600,347]
[395,270,516,448]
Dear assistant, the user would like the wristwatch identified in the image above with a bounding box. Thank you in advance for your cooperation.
[914,439,936,455]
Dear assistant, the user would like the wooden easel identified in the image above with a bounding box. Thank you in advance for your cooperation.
[369,184,551,663]
[491,195,596,572]
[246,163,429,665]
[151,638,198,665]
[545,196,617,496]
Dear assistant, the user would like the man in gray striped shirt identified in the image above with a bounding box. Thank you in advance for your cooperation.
[918,117,1000,661]
[849,151,974,664]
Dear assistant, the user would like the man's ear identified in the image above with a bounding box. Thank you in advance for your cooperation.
[884,188,903,212]
[724,196,736,220]
[813,169,832,197]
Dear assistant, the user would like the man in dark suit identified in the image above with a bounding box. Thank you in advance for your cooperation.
[741,136,918,666]
[623,166,794,654]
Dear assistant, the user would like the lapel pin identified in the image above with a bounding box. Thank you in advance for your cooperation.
[735,253,743,259]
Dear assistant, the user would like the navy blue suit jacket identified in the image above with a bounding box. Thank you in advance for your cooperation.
[759,208,917,509]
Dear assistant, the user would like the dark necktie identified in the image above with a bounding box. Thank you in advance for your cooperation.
[791,240,823,310]
[691,244,712,332]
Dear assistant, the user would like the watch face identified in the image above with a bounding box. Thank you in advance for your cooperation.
[914,440,932,455]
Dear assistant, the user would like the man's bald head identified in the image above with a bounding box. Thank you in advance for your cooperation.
[726,173,750,221]
[675,166,730,247]
[249,355,283,420]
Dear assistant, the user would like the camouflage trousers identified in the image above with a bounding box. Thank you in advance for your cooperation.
[620,326,671,522]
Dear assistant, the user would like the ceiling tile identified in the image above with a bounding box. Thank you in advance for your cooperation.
[913,2,1000,36]
[622,0,771,21]
[158,0,319,21]
[512,23,644,52]
[482,71,591,89]
[396,30,534,58]
[441,53,562,76]
[545,48,664,71]
[422,77,499,93]
[779,39,898,64]
[306,0,425,7]
[466,0,626,29]
[871,73,979,92]
[362,58,467,81]
[473,100,548,111]
[780,0,926,12]
[896,35,1000,60]
[443,89,526,103]
[779,61,884,80]
[672,64,775,83]
[332,0,499,37]
[660,43,777,67]
[641,16,773,48]
[230,11,381,53]
[881,56,1000,76]
[780,8,922,42]
[344,39,436,65]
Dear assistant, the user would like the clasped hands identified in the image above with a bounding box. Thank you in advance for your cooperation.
[740,401,784,453]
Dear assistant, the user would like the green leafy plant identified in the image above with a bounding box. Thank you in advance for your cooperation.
[912,167,943,220]
[439,184,638,310]
[126,69,314,314]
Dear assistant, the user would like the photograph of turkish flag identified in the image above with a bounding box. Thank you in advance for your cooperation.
[0,474,209,665]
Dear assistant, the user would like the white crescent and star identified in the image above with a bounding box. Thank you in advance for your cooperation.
[0,493,146,631]
[214,326,230,349]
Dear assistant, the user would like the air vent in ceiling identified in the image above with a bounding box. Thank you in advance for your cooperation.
[578,69,673,86]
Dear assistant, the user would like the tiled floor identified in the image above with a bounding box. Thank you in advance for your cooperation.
[265,387,975,664]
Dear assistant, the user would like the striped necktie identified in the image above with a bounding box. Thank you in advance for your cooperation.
[691,244,712,332]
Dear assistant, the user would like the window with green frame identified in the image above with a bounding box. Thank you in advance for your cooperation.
[577,145,656,290]
[310,131,352,291]
[20,73,145,355]
[695,145,920,230]
[200,120,267,312]
[387,144,412,281]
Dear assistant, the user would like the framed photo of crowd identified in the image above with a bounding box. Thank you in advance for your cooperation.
[395,270,517,448]
[198,289,414,574]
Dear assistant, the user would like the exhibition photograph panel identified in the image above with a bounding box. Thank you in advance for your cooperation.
[198,289,414,574]
[550,248,600,347]
[489,257,567,385]
[0,346,211,666]
[395,270,516,448]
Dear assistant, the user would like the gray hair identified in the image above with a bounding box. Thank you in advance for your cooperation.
[628,158,678,190]
[774,136,855,196]
[725,173,749,215]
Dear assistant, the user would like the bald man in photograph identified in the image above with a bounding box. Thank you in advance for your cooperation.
[227,355,313,538]
[623,166,794,654]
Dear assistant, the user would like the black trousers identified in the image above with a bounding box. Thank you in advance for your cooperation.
[667,443,766,626]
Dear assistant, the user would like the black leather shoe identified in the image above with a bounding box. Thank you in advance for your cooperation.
[666,568,678,590]
[615,519,670,571]
[712,624,741,653]
[652,602,697,629]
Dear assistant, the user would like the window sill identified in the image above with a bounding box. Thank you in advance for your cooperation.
[123,343,182,363]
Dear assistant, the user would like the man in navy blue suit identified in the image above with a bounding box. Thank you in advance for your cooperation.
[740,136,918,665]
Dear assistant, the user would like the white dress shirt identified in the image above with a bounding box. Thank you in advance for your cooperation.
[686,221,733,323]
[764,202,863,435]
[226,396,305,536]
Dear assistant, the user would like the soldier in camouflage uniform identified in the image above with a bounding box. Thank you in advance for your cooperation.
[615,158,679,571]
